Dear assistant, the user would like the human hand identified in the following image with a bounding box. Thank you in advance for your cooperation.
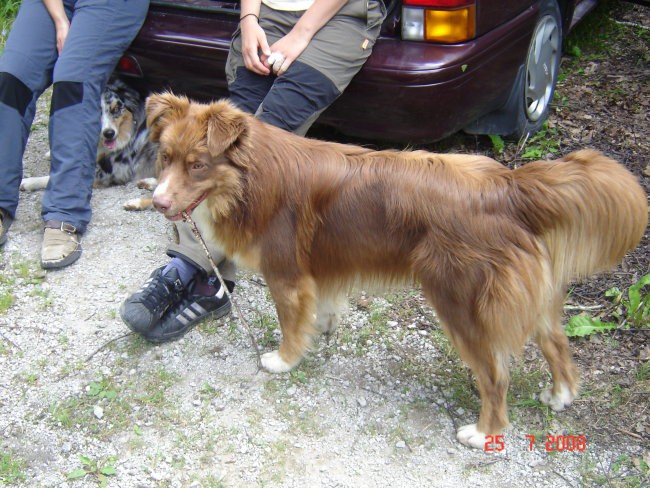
[240,16,271,75]
[55,18,70,55]
[265,31,310,75]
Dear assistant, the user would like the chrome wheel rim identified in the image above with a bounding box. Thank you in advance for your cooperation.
[525,15,560,122]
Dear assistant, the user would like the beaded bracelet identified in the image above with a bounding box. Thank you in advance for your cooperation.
[240,13,259,22]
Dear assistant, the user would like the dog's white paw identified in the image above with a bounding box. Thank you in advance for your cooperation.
[20,176,50,192]
[261,350,293,373]
[136,177,157,190]
[124,198,144,211]
[456,424,489,450]
[540,383,575,411]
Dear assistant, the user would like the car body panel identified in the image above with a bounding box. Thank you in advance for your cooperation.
[120,0,594,142]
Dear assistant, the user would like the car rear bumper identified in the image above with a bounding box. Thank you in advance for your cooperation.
[122,3,537,142]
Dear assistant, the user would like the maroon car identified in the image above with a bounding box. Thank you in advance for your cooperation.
[117,0,597,143]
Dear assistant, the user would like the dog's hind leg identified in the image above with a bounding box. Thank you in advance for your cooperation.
[262,274,318,373]
[421,278,513,449]
[534,293,578,411]
[315,290,347,339]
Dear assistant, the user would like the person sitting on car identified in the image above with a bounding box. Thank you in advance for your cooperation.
[120,0,386,343]
[0,0,149,269]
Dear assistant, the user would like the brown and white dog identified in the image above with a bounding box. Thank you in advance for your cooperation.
[146,93,648,449]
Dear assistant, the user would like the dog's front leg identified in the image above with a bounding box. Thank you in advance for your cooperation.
[262,275,317,373]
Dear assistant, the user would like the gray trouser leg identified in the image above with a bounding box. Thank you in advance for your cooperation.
[0,0,60,218]
[226,0,386,134]
[167,221,237,282]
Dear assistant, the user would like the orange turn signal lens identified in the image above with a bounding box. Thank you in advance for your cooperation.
[424,6,475,43]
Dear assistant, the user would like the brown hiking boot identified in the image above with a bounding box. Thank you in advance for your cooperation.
[41,221,82,269]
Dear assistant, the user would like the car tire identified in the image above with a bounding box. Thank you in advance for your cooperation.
[512,0,563,138]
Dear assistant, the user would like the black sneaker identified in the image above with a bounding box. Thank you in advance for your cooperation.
[0,208,13,247]
[142,284,233,344]
[120,266,185,334]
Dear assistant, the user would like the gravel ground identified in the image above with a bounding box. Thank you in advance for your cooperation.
[0,105,642,488]
[1,13,649,487]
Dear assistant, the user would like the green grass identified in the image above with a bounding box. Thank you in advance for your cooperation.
[0,0,19,49]
[564,0,624,61]
[0,451,26,485]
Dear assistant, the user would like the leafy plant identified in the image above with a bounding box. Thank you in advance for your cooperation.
[67,455,117,487]
[566,273,650,337]
[519,124,560,161]
[87,377,118,400]
[488,134,505,154]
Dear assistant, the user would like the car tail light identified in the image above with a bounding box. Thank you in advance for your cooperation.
[115,55,143,77]
[401,0,475,43]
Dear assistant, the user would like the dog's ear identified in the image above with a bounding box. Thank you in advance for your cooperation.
[146,92,190,142]
[203,100,250,157]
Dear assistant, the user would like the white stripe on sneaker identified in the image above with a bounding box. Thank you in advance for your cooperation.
[184,308,199,320]
[215,286,225,299]
[176,314,190,325]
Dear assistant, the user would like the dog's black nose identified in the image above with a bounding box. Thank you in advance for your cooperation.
[103,129,115,140]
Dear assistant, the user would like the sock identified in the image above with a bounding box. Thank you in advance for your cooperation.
[194,276,221,297]
[194,276,236,297]
[163,257,199,286]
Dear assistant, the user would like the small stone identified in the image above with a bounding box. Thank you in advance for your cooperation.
[192,399,201,407]
[287,385,297,397]
[529,459,547,468]
[93,406,104,419]
[357,397,367,407]
[61,442,72,453]
[395,441,406,449]
[387,321,398,328]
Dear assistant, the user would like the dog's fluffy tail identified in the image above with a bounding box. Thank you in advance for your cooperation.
[512,149,647,285]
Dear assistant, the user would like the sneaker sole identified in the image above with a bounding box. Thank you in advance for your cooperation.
[143,300,232,344]
[41,248,82,269]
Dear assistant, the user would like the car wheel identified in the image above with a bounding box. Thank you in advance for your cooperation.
[514,0,562,138]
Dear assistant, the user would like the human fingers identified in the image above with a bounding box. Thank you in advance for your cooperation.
[56,21,69,55]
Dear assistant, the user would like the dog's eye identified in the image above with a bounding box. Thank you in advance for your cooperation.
[110,103,123,116]
[160,153,170,165]
[191,162,207,171]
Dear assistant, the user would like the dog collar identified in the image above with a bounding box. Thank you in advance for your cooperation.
[183,192,207,216]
